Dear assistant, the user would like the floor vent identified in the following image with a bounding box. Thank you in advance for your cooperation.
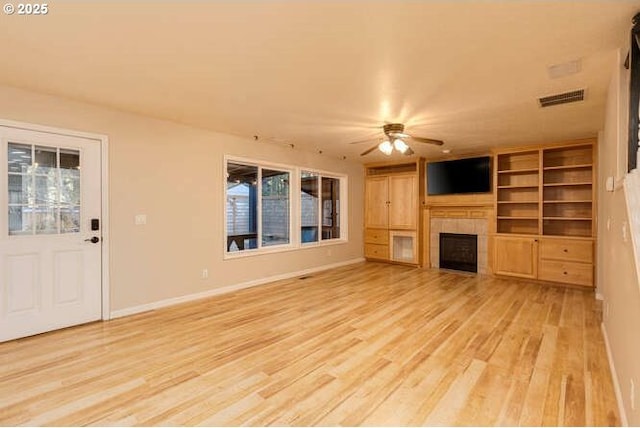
[538,89,585,108]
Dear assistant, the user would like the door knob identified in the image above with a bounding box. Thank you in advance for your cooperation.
[84,236,100,244]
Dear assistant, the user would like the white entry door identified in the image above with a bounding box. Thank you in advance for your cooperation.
[0,126,102,342]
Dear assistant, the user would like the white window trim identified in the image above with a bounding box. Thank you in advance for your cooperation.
[223,156,348,260]
[224,156,295,259]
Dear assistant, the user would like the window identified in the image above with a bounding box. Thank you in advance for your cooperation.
[300,171,319,243]
[320,176,341,240]
[8,143,80,236]
[261,169,290,247]
[226,161,291,253]
[226,158,347,256]
[301,172,342,243]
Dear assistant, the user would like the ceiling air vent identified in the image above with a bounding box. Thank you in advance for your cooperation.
[538,89,585,108]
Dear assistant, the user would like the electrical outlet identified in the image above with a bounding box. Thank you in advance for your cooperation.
[201,268,208,279]
[631,379,636,410]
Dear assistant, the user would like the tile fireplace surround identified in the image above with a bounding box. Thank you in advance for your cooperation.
[430,217,488,274]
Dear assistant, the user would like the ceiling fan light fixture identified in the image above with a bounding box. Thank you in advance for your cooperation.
[378,140,393,155]
[393,138,409,153]
[390,132,410,139]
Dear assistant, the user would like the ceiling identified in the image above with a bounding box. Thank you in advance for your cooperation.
[0,1,638,162]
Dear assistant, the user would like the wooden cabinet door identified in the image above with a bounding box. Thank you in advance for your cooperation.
[365,176,389,228]
[493,236,538,279]
[388,174,417,229]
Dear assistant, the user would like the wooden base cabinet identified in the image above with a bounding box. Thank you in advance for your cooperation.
[364,228,389,260]
[493,236,538,279]
[493,234,594,286]
[538,237,593,286]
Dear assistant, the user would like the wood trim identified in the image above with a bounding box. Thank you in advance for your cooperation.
[424,194,494,207]
[428,206,492,219]
[492,137,597,155]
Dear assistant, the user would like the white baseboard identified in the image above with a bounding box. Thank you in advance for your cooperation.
[110,257,365,319]
[601,322,628,426]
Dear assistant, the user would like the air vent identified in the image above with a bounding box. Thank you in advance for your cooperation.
[538,89,585,108]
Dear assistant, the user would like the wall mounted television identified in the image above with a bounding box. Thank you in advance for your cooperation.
[427,156,491,195]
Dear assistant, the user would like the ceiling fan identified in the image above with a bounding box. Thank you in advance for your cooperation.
[353,123,444,156]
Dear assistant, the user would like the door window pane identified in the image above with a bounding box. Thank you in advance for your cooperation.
[60,170,80,205]
[301,171,319,243]
[8,175,27,204]
[8,206,32,235]
[262,169,290,247]
[35,206,57,234]
[7,143,81,236]
[322,177,340,240]
[226,162,258,252]
[8,144,31,173]
[35,175,57,204]
[61,206,80,233]
[34,146,56,171]
[60,149,80,169]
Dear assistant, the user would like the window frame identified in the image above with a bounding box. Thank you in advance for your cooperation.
[224,156,348,259]
[6,140,83,238]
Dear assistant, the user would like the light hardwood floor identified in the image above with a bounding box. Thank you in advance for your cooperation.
[0,262,619,426]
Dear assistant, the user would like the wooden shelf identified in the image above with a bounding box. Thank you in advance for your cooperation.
[498,168,539,174]
[543,182,592,187]
[498,216,539,220]
[543,217,592,221]
[498,201,538,204]
[543,200,592,204]
[497,185,539,189]
[543,164,592,171]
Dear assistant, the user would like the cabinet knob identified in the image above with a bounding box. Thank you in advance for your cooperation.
[563,271,568,275]
[563,249,568,253]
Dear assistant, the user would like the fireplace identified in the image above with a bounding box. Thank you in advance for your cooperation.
[439,233,478,273]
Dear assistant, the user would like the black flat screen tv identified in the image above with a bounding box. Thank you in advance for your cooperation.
[427,156,491,195]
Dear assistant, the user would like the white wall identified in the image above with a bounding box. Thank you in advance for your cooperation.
[599,48,640,426]
[0,84,364,314]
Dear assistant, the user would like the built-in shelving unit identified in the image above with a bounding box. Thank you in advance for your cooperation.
[495,150,540,235]
[492,139,596,287]
[542,144,594,237]
[495,143,594,237]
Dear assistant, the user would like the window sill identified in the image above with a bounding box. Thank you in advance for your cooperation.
[224,239,348,260]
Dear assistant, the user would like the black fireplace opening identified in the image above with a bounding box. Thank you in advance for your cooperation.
[439,233,478,273]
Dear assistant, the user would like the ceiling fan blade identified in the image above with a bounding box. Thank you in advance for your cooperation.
[410,136,444,146]
[360,144,379,156]
[348,130,382,145]
[349,137,378,145]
